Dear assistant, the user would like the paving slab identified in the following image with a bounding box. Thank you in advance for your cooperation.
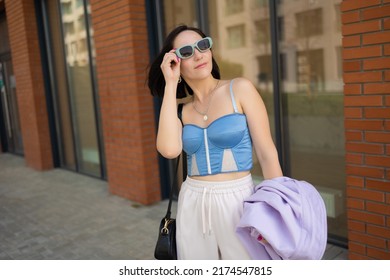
[0,153,347,260]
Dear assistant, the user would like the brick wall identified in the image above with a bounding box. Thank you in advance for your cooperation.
[342,0,390,259]
[4,0,53,170]
[89,0,161,205]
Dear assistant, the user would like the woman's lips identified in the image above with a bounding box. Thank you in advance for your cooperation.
[195,62,207,69]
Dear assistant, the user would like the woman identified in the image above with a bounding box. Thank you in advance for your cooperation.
[148,25,283,260]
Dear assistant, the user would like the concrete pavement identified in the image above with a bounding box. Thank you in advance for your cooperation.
[0,153,175,260]
[0,153,347,260]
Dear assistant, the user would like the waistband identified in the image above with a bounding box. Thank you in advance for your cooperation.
[183,174,254,193]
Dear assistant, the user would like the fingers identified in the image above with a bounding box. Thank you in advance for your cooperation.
[160,50,181,84]
[172,49,182,64]
[162,49,180,68]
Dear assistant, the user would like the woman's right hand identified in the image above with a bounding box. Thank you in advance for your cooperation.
[160,49,181,84]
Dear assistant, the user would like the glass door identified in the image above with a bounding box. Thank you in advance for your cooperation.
[206,0,346,243]
[0,56,24,155]
[278,0,346,241]
[0,11,23,155]
[40,0,104,178]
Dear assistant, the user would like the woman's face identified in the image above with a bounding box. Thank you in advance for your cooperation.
[173,31,213,81]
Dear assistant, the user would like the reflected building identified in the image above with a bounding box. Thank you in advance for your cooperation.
[211,0,343,94]
[62,0,94,67]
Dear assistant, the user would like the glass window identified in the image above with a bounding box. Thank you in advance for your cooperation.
[296,49,325,93]
[227,24,246,48]
[163,0,197,33]
[46,0,76,169]
[159,0,346,242]
[255,19,270,45]
[64,22,75,37]
[76,0,83,8]
[0,58,23,155]
[45,0,102,177]
[208,0,275,182]
[77,15,86,32]
[280,0,346,240]
[225,0,244,15]
[257,55,272,83]
[62,1,72,15]
[296,8,323,38]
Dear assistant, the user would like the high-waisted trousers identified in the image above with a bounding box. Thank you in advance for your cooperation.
[176,174,254,260]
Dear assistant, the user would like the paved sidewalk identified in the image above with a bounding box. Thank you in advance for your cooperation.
[0,153,347,260]
[0,153,174,260]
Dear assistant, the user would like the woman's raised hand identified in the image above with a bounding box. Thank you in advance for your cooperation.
[160,49,181,84]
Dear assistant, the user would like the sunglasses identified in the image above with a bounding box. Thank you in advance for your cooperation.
[175,37,213,59]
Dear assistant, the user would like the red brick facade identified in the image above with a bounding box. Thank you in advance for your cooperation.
[89,0,160,205]
[5,0,53,170]
[342,0,390,259]
[3,0,160,205]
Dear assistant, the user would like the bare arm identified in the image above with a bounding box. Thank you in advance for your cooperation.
[235,78,283,179]
[156,50,183,159]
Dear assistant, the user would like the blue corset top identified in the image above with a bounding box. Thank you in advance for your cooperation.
[182,80,253,176]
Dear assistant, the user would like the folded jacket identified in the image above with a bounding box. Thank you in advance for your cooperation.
[236,176,327,260]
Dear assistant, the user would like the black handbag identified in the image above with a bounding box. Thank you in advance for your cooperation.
[154,155,180,260]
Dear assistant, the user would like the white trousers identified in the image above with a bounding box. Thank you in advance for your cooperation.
[176,174,254,260]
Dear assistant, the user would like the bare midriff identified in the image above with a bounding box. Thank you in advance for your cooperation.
[189,170,250,182]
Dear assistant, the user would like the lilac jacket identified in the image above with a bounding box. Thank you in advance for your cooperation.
[236,176,327,260]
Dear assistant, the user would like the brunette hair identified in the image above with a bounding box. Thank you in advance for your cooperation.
[147,25,220,99]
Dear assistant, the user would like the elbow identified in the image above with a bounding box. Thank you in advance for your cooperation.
[159,150,182,159]
[156,143,182,159]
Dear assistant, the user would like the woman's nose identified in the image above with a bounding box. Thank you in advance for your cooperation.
[193,48,203,60]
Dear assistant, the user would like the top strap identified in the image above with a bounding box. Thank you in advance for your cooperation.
[229,79,238,113]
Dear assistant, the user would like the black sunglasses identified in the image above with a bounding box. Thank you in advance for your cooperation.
[175,37,213,59]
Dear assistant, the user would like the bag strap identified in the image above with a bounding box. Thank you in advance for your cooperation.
[177,103,184,126]
[164,103,183,219]
[164,154,181,219]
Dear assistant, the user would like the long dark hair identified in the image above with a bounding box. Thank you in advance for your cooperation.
[147,25,220,99]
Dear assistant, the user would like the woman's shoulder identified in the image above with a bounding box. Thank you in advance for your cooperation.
[230,77,258,98]
[230,77,254,87]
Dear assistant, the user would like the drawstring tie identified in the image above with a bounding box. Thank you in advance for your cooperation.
[201,187,213,236]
